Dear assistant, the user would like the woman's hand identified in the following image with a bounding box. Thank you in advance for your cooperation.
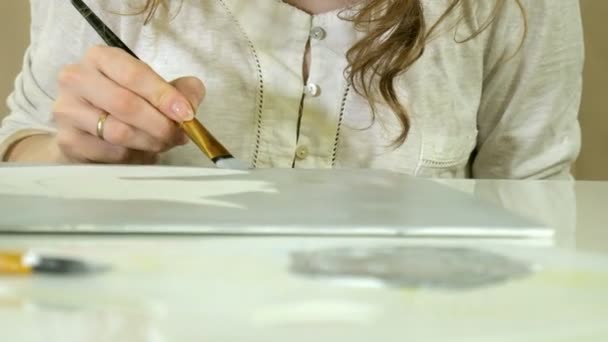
[50,45,205,164]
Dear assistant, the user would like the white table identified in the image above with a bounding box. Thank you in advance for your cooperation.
[0,167,607,341]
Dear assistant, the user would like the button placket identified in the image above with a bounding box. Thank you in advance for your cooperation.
[304,23,324,98]
[310,26,326,40]
[304,83,321,97]
[294,15,341,168]
[295,145,310,160]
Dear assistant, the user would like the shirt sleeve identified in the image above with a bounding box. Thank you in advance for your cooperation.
[471,0,585,179]
[0,0,58,160]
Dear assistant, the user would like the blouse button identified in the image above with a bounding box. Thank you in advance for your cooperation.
[310,26,327,40]
[295,146,309,160]
[304,83,321,97]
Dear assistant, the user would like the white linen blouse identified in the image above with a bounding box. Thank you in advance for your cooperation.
[0,0,584,179]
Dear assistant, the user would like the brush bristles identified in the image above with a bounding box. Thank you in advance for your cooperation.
[215,157,250,170]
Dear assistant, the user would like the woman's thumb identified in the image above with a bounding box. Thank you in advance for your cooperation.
[170,76,206,113]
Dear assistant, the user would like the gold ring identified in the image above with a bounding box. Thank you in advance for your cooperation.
[96,112,109,140]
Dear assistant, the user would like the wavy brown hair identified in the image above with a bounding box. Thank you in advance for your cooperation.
[134,0,525,145]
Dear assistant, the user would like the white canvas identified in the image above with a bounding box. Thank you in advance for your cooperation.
[0,165,550,239]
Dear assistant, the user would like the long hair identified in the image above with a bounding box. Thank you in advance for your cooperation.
[132,0,525,145]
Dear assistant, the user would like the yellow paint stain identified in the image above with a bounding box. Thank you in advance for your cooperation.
[0,296,23,308]
[129,257,161,271]
[532,270,608,289]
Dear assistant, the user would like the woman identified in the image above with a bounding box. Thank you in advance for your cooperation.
[0,0,584,179]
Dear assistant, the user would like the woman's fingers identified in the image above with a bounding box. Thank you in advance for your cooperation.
[53,91,186,153]
[82,46,195,122]
[57,63,183,147]
[51,45,206,164]
[55,127,157,164]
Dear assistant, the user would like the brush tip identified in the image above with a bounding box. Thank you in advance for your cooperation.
[215,157,250,170]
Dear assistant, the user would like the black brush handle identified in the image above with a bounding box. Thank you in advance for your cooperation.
[70,0,139,59]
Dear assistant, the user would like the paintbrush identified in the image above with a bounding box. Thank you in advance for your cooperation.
[70,0,248,170]
[0,251,98,275]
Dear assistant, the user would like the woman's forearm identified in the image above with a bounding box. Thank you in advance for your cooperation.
[4,134,64,163]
